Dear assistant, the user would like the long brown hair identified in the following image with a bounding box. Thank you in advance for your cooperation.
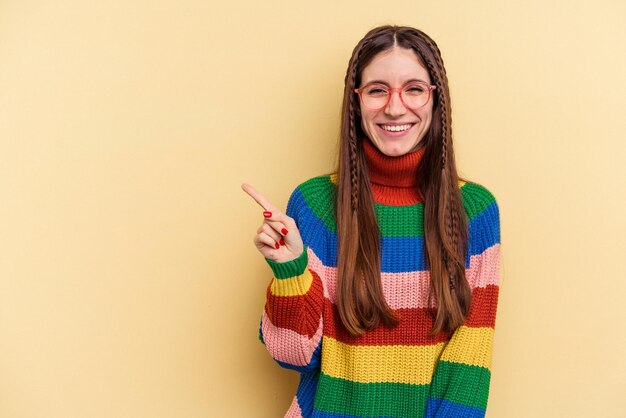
[336,25,471,337]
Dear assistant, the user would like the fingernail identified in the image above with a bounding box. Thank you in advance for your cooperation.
[263,211,272,218]
[279,239,285,246]
[274,243,280,249]
[281,228,288,235]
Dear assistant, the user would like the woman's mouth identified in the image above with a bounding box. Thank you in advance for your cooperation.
[379,123,415,133]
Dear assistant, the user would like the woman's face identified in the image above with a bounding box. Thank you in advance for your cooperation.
[358,47,434,157]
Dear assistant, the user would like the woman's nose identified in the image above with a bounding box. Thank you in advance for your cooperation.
[384,90,407,117]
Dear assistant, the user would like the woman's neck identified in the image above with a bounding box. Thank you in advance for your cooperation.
[362,138,426,206]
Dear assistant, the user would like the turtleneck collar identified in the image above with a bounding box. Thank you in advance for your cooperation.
[362,138,426,206]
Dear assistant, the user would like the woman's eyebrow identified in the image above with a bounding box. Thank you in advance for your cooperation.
[362,78,428,86]
[362,79,390,86]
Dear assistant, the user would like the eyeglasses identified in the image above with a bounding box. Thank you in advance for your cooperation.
[354,82,437,110]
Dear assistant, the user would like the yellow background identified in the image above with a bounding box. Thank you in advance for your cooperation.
[1,1,625,417]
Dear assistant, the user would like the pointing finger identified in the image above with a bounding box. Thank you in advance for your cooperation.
[241,183,277,212]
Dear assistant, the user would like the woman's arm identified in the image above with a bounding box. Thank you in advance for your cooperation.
[243,183,325,373]
[426,189,501,418]
[260,248,325,372]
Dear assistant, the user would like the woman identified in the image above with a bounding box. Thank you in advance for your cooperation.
[243,25,501,418]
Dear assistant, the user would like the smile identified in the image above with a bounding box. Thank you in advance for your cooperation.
[379,124,414,132]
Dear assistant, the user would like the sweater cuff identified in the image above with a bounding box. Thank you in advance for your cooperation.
[265,248,308,279]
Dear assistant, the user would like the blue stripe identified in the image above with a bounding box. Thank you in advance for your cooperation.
[291,195,499,273]
[468,201,500,257]
[295,371,320,417]
[312,408,399,418]
[381,236,428,271]
[425,398,486,418]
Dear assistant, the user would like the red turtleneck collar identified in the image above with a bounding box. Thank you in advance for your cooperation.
[362,138,426,206]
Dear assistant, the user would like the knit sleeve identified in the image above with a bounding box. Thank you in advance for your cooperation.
[258,182,327,373]
[426,184,501,418]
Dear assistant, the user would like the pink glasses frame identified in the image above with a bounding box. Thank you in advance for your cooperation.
[354,82,437,110]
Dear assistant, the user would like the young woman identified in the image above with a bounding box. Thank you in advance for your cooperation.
[243,25,501,418]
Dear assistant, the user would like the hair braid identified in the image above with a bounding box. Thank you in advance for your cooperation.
[346,37,373,212]
[348,76,360,212]
[436,73,464,292]
[438,86,457,289]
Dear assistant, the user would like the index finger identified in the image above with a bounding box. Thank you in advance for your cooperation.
[241,183,277,211]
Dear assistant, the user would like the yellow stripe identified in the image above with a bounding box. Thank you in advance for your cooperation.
[439,326,494,370]
[321,337,446,385]
[270,270,313,296]
[459,180,467,187]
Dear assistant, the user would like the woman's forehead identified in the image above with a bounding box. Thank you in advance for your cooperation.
[361,47,430,84]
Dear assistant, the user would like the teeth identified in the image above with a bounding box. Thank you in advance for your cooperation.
[381,124,412,132]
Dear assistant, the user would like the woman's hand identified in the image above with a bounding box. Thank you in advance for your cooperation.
[241,183,304,263]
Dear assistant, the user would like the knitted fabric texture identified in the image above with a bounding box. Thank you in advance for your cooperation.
[259,141,501,418]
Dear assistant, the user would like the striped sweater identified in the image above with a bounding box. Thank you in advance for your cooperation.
[259,140,501,418]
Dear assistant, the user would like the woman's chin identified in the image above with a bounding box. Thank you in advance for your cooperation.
[373,139,418,157]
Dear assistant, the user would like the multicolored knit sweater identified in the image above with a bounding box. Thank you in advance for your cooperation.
[259,139,501,418]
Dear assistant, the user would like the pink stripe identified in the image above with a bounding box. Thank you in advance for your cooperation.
[307,244,500,309]
[466,244,501,288]
[284,396,303,417]
[261,311,323,367]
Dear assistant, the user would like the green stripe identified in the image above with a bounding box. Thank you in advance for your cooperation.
[298,176,337,232]
[461,182,496,220]
[298,176,427,238]
[265,248,308,279]
[296,177,496,237]
[375,203,424,237]
[315,372,429,417]
[429,361,491,409]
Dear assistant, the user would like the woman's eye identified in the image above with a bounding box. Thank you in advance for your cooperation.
[406,85,426,94]
[365,86,388,96]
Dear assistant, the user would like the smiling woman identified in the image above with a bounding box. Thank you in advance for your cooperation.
[243,25,501,418]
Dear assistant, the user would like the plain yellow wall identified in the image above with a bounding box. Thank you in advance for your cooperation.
[1,1,625,417]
